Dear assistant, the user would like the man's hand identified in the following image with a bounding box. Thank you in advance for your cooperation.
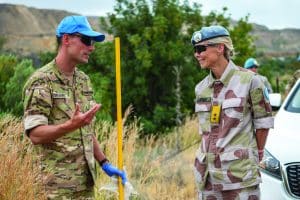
[69,103,101,129]
[28,103,101,144]
[102,163,127,184]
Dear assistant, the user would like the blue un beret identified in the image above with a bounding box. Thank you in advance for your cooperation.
[244,58,259,69]
[191,25,230,46]
[56,16,105,42]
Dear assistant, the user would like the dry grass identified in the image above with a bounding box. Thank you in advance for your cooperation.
[95,107,200,200]
[0,114,46,200]
[0,109,201,200]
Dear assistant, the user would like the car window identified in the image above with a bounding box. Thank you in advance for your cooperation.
[285,83,300,113]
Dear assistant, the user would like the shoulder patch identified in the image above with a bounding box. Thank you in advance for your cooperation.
[263,87,269,101]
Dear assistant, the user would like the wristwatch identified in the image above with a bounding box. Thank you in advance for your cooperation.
[99,158,109,166]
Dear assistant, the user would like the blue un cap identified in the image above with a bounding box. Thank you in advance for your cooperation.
[56,16,105,42]
[244,58,259,69]
[191,25,230,46]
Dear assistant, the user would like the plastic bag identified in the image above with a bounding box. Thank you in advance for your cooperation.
[99,176,138,200]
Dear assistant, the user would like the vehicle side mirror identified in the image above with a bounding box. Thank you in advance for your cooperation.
[269,93,281,111]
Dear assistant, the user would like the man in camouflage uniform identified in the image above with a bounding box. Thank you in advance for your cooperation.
[244,57,273,93]
[23,16,126,199]
[191,26,274,199]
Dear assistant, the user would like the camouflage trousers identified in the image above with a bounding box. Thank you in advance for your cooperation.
[46,188,94,200]
[197,185,260,200]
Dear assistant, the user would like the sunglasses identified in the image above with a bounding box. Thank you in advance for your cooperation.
[70,33,95,46]
[249,66,258,69]
[194,44,218,54]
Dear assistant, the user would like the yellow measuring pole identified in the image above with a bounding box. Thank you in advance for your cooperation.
[115,37,124,200]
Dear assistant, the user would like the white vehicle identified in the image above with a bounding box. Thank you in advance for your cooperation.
[260,79,300,199]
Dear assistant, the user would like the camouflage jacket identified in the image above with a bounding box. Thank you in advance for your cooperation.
[23,60,96,194]
[194,61,274,191]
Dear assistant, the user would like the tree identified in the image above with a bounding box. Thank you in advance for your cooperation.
[229,15,256,66]
[3,59,35,116]
[0,55,18,112]
[39,51,56,66]
[98,0,255,135]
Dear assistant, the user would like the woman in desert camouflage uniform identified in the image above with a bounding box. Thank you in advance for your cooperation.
[191,25,274,200]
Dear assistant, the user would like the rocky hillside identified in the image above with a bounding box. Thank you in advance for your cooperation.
[1,3,300,57]
[0,4,105,56]
[0,4,73,55]
[252,24,300,57]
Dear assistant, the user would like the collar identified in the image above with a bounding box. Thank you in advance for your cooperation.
[51,59,78,86]
[208,60,237,88]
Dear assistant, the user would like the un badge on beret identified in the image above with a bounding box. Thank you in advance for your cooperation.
[191,31,202,45]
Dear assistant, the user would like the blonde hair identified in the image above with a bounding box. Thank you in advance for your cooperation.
[207,36,234,60]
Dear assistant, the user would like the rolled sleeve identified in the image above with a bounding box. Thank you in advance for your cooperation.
[253,116,274,129]
[24,114,48,136]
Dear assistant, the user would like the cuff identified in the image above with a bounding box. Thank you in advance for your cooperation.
[99,158,109,167]
[253,116,274,129]
[24,114,48,136]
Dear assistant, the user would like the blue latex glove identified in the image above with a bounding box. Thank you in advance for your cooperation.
[102,163,127,184]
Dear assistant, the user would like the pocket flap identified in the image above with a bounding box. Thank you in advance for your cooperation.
[222,98,243,109]
[195,102,211,112]
[82,90,93,96]
[220,149,250,161]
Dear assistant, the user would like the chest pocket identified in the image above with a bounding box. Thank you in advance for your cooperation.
[222,98,245,125]
[195,101,211,134]
[51,86,74,119]
[80,87,94,112]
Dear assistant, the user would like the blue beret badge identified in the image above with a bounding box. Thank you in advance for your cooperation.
[191,31,202,45]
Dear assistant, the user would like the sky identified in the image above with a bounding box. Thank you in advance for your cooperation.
[0,0,299,30]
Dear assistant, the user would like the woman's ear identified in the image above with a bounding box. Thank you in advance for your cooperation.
[217,43,225,56]
[218,43,225,52]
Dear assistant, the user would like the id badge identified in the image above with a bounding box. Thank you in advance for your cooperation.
[210,105,221,123]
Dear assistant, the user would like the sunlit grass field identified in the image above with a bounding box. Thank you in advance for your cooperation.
[0,108,200,200]
[0,114,46,200]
